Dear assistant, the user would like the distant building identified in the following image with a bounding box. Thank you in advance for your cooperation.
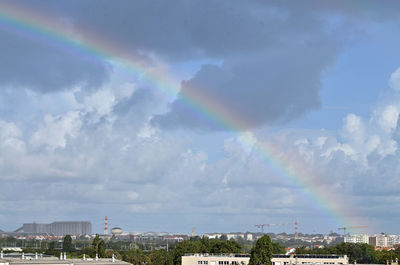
[245,233,253,241]
[344,234,369,244]
[204,233,223,239]
[19,221,92,236]
[226,233,244,240]
[369,234,400,248]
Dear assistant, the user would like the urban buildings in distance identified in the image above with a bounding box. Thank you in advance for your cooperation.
[345,234,400,248]
[15,221,92,236]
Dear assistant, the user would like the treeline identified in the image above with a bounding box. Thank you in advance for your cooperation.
[14,234,286,265]
[296,242,400,264]
[107,236,284,265]
[16,234,400,265]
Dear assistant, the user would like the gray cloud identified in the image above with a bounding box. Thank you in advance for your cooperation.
[153,41,336,130]
[2,0,398,127]
[0,25,109,92]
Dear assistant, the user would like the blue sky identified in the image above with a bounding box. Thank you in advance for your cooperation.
[1,0,400,235]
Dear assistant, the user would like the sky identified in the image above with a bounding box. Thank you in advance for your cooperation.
[1,0,400,235]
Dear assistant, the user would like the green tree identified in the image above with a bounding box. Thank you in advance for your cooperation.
[219,235,228,241]
[272,242,285,254]
[92,234,100,250]
[123,249,151,265]
[375,250,392,264]
[98,240,105,258]
[105,249,122,260]
[249,235,273,265]
[171,241,199,265]
[149,249,173,265]
[63,235,75,253]
[40,241,47,253]
[334,243,376,264]
[209,239,242,253]
[45,241,57,255]
[81,246,96,258]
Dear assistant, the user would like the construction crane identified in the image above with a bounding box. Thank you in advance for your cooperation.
[255,222,292,233]
[338,226,368,237]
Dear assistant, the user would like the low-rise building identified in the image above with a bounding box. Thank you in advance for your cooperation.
[182,254,349,265]
[344,234,369,244]
[0,254,130,265]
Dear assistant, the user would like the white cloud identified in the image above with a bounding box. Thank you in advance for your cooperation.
[30,111,82,151]
[3,65,400,233]
[389,68,400,91]
[0,121,25,152]
[378,105,399,133]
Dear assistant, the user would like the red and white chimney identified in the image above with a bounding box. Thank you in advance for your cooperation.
[104,216,108,235]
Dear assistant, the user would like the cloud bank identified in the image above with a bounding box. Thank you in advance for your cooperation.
[2,0,398,129]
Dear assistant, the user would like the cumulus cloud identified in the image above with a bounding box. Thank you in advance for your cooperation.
[0,77,323,231]
[389,68,400,91]
[30,111,82,151]
[2,68,400,232]
[274,74,400,224]
[2,0,400,232]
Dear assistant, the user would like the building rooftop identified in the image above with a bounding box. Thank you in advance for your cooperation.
[183,254,348,259]
[0,257,129,265]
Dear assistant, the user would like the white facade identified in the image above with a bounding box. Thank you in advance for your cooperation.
[370,234,400,247]
[182,254,349,265]
[245,234,253,241]
[344,234,369,244]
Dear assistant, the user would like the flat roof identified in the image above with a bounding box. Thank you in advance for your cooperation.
[183,254,347,259]
[0,258,129,265]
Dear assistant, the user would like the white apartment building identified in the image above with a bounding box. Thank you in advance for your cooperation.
[344,234,369,244]
[204,234,223,240]
[245,234,253,241]
[182,254,349,265]
[369,234,400,247]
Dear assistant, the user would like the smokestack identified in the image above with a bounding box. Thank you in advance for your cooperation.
[104,216,108,235]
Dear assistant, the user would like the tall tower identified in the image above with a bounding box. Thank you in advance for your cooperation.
[294,220,298,239]
[104,216,108,235]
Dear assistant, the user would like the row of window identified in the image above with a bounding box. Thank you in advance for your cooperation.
[197,261,240,265]
[273,262,344,265]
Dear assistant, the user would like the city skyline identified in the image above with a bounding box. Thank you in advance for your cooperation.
[1,1,400,233]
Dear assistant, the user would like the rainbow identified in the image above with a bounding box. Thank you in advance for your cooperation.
[0,2,363,230]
